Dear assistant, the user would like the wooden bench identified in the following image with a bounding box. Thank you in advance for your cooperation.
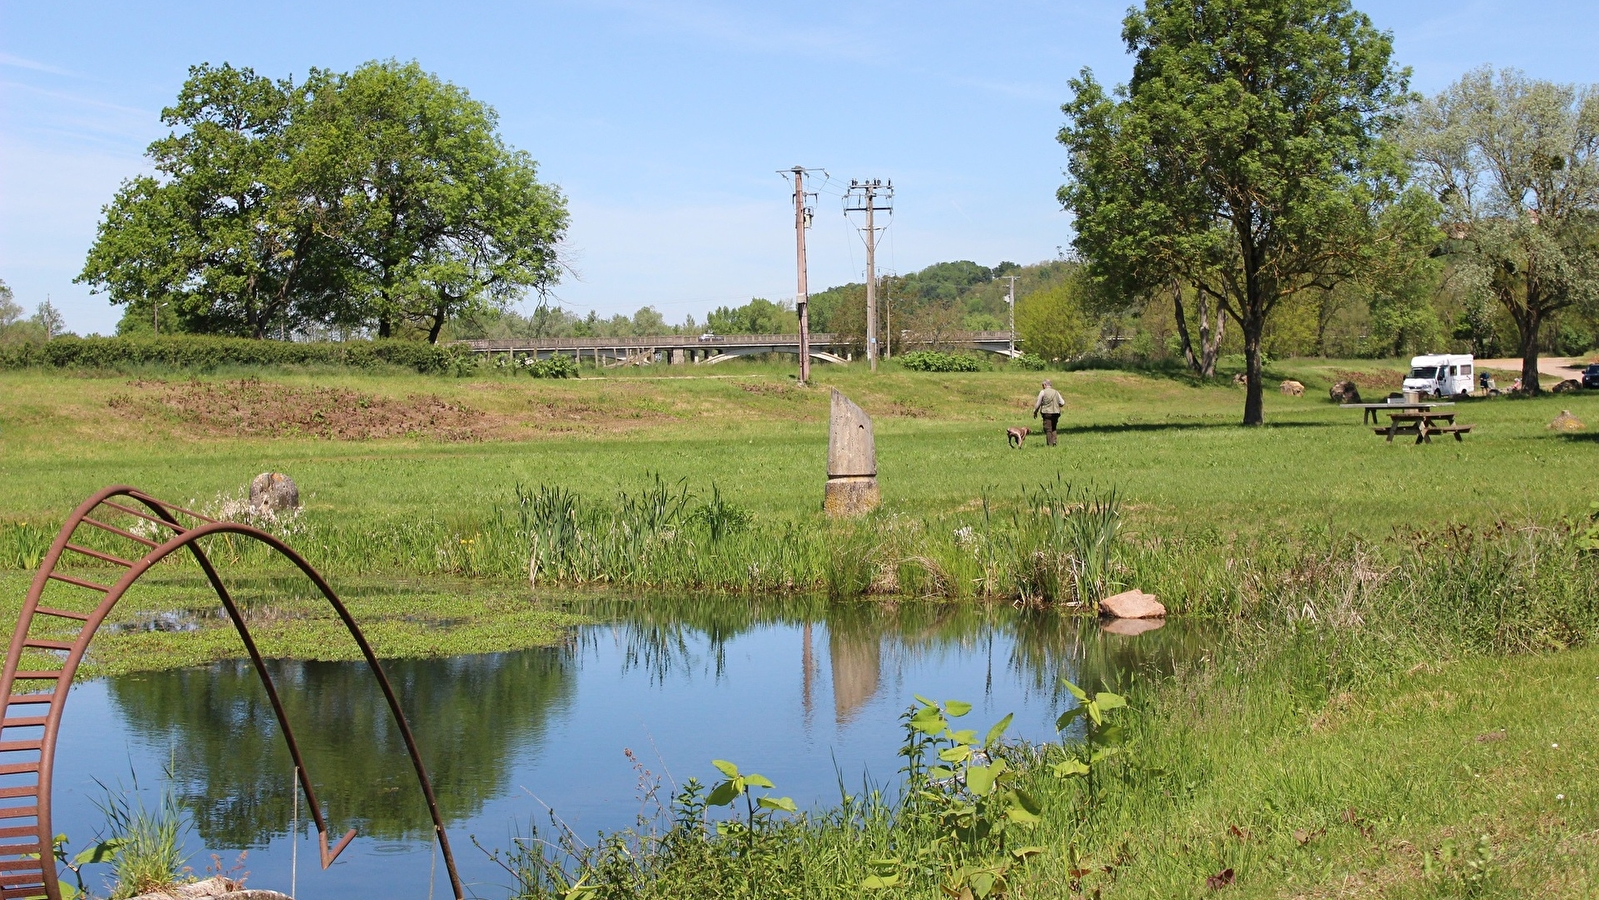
[1371,424,1473,443]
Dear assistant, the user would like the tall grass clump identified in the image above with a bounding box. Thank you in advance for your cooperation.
[95,778,191,899]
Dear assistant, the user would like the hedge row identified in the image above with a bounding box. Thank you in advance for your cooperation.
[898,350,984,372]
[0,335,475,375]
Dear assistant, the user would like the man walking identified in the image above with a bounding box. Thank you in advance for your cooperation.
[1032,379,1065,447]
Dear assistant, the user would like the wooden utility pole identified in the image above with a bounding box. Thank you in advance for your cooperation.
[789,166,815,385]
[1003,275,1017,358]
[845,180,892,371]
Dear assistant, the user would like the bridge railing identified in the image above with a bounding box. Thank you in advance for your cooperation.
[458,331,1017,352]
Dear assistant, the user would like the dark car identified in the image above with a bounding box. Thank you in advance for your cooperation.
[1584,364,1599,389]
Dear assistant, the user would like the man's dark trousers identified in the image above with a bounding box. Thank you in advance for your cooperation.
[1041,413,1060,446]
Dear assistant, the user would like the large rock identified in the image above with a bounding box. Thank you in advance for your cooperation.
[1552,378,1583,394]
[1232,373,1248,387]
[128,877,291,899]
[1099,589,1166,619]
[249,472,299,517]
[824,390,880,517]
[1279,380,1305,397]
[1550,409,1586,432]
[1330,380,1362,403]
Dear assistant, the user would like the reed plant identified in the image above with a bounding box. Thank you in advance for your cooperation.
[95,778,191,900]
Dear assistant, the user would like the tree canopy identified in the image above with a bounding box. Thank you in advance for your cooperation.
[78,61,567,343]
[1402,67,1599,392]
[1060,0,1423,423]
[705,298,798,335]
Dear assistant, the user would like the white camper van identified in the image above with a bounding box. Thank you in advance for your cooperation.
[1402,354,1475,398]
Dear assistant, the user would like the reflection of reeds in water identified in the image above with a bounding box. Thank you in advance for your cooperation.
[568,594,1211,724]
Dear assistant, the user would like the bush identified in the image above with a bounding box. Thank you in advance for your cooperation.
[898,350,982,373]
[1011,353,1047,371]
[524,354,579,379]
[0,334,475,375]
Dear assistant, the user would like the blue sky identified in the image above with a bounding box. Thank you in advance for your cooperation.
[3,0,1597,336]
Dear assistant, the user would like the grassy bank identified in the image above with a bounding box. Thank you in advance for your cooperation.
[0,570,585,677]
[3,361,1596,671]
[495,628,1599,899]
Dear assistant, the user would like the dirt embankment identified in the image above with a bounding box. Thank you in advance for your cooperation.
[108,378,492,441]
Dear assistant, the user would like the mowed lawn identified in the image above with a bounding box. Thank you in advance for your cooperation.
[1,360,1595,539]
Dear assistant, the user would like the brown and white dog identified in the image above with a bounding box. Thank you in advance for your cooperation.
[1006,427,1029,449]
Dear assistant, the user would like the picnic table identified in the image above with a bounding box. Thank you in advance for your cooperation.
[1341,401,1455,424]
[1374,410,1473,443]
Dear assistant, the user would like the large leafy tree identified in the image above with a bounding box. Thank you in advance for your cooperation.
[706,298,798,334]
[1016,276,1094,362]
[1059,0,1418,424]
[79,64,343,338]
[1402,68,1599,393]
[307,60,568,342]
[79,60,566,343]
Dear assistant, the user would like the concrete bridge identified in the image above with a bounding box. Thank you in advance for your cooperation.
[458,331,1021,367]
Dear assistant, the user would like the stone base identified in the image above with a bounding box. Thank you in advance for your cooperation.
[824,477,880,518]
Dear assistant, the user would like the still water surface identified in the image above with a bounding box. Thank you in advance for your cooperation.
[55,601,1204,899]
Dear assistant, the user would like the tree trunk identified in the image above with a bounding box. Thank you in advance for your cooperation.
[1242,312,1265,426]
[378,317,392,339]
[1197,286,1223,378]
[427,305,447,344]
[1517,306,1543,394]
[1172,280,1200,374]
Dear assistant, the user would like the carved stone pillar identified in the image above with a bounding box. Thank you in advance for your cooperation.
[825,389,880,516]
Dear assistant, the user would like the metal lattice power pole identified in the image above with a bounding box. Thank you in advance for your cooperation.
[787,166,818,385]
[845,180,893,371]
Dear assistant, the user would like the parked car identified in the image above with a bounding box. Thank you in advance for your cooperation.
[1582,364,1599,389]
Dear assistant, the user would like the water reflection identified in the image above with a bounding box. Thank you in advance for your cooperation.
[84,598,1212,897]
[110,647,578,846]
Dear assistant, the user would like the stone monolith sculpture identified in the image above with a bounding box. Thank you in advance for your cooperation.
[825,389,880,517]
[249,472,300,517]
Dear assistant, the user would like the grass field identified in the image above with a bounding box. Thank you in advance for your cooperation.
[2,359,1595,537]
[3,358,1597,897]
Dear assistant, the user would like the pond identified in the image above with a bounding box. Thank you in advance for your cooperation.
[52,599,1209,899]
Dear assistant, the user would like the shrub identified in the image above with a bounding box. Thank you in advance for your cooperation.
[0,334,476,375]
[1011,353,1047,371]
[524,354,578,378]
[898,350,982,373]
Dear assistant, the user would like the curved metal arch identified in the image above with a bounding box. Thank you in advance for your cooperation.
[700,348,847,366]
[0,486,464,900]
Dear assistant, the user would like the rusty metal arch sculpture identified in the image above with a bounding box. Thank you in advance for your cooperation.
[0,486,464,900]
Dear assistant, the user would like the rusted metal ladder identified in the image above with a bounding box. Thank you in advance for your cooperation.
[0,490,170,899]
[0,487,464,900]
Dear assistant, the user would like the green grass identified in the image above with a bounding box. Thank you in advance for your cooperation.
[0,569,584,677]
[3,359,1596,664]
[2,360,1593,537]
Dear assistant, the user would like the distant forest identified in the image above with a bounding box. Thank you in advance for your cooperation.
[452,258,1077,352]
[455,245,1599,366]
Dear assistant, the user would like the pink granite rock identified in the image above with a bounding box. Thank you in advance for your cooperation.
[1099,589,1166,619]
